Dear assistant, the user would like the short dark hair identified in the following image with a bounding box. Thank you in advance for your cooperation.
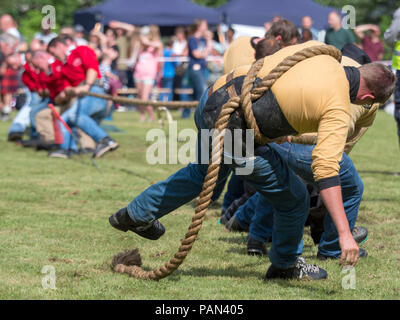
[265,19,300,46]
[47,36,67,49]
[255,37,281,60]
[359,62,396,104]
[301,28,313,42]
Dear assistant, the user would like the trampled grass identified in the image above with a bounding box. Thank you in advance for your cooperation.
[0,109,399,300]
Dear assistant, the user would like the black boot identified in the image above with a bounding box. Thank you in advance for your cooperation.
[225,216,248,233]
[247,237,268,256]
[109,207,165,240]
[8,132,24,142]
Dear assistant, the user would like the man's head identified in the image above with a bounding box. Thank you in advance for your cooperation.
[175,27,186,41]
[255,37,281,60]
[302,16,313,29]
[30,38,46,52]
[328,11,342,31]
[0,32,18,55]
[356,63,396,105]
[0,14,16,32]
[59,26,75,38]
[192,19,208,36]
[265,19,300,48]
[47,36,69,61]
[301,28,313,42]
[74,24,85,39]
[6,52,22,69]
[31,50,52,72]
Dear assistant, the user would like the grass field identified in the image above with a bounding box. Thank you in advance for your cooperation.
[0,109,399,300]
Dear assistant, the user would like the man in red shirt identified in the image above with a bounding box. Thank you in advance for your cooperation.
[47,36,118,158]
[7,48,50,143]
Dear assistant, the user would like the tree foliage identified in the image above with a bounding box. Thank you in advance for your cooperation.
[0,0,103,41]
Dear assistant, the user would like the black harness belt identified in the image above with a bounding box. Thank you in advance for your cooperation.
[204,75,298,141]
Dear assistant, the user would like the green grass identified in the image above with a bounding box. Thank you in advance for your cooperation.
[0,109,399,300]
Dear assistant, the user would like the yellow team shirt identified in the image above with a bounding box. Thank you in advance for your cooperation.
[213,41,352,182]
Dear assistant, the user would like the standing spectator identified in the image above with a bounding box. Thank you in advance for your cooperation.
[109,20,136,88]
[184,19,213,118]
[206,30,224,86]
[301,16,323,41]
[0,14,23,42]
[160,38,176,102]
[34,27,57,45]
[384,7,400,147]
[74,25,88,46]
[325,11,356,50]
[59,26,75,38]
[133,26,162,122]
[217,25,235,52]
[355,24,384,62]
[171,27,188,102]
[88,30,103,58]
[301,28,313,43]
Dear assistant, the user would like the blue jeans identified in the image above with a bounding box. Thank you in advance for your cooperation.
[181,67,207,119]
[235,142,364,258]
[126,89,310,269]
[160,77,174,102]
[9,89,47,136]
[394,70,400,142]
[60,86,108,150]
[221,173,245,211]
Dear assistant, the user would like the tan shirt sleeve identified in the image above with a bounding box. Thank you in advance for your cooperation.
[311,106,351,183]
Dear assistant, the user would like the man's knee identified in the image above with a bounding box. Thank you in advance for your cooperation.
[36,108,55,143]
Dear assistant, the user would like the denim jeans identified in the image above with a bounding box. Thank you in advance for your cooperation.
[394,70,400,142]
[126,88,310,269]
[221,173,245,211]
[182,67,207,119]
[9,89,47,136]
[235,142,364,258]
[60,86,108,150]
[160,77,174,102]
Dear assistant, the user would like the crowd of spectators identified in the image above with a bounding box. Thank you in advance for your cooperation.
[0,10,390,159]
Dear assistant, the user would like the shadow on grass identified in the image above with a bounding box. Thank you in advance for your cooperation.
[218,235,248,245]
[166,265,265,282]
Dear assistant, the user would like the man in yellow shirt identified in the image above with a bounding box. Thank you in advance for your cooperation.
[223,44,377,261]
[109,41,395,281]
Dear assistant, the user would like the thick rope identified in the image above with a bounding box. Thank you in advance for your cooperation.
[111,45,342,280]
[80,91,198,109]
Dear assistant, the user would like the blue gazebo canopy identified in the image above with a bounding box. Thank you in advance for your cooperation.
[219,0,336,29]
[74,0,222,30]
